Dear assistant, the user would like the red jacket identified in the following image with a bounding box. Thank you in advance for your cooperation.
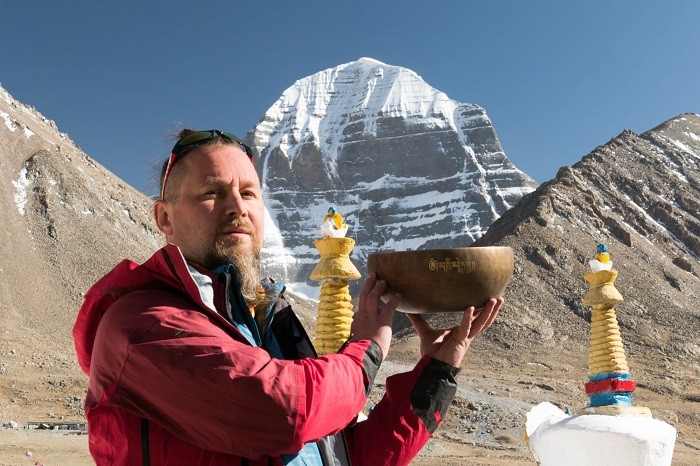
[73,244,460,465]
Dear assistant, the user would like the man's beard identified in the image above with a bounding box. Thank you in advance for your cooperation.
[203,219,262,304]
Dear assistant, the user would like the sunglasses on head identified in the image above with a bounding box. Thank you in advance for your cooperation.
[160,129,253,200]
[171,130,253,158]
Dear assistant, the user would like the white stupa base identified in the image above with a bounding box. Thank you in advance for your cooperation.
[526,402,676,466]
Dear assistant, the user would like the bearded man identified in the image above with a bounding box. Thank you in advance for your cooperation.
[73,129,503,465]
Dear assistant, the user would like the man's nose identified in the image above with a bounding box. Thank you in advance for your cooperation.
[224,190,248,218]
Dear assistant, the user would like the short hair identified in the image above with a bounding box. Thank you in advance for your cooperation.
[159,129,242,203]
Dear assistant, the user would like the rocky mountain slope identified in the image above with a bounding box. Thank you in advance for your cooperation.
[246,58,537,291]
[471,113,700,353]
[0,84,159,423]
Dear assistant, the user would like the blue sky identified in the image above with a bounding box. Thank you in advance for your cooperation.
[2,1,699,195]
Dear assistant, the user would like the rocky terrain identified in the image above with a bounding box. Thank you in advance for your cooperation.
[1,78,699,465]
[0,85,159,463]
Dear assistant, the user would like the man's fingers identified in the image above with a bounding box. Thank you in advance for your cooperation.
[468,299,495,336]
[456,306,476,340]
[468,298,502,338]
[367,279,387,313]
[378,292,401,323]
[383,292,401,311]
[406,311,433,339]
[358,273,377,313]
[482,297,503,329]
[406,312,430,333]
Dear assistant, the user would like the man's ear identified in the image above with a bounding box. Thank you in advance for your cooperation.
[153,200,174,236]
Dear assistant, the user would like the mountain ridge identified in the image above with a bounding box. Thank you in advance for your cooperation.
[463,113,700,358]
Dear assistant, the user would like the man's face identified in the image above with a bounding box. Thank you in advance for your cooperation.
[157,143,265,270]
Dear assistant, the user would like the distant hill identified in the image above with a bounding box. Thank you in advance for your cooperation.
[471,113,700,356]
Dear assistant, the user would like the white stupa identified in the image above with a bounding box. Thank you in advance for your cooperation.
[525,244,677,465]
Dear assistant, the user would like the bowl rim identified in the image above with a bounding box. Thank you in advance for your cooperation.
[368,246,513,257]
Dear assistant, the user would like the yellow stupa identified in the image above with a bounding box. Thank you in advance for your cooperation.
[311,207,360,355]
[582,243,650,416]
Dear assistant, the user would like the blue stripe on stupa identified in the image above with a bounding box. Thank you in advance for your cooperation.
[589,392,633,407]
[588,372,630,382]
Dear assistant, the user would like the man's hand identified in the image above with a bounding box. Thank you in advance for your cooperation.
[406,298,503,368]
[348,273,401,361]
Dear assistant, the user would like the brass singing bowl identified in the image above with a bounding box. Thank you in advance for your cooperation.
[366,247,514,314]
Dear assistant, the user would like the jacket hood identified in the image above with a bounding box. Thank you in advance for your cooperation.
[73,244,209,375]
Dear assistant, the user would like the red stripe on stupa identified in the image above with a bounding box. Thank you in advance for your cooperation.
[585,378,636,395]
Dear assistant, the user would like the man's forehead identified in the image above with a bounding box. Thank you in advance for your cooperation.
[183,146,255,171]
[184,144,248,162]
[200,173,261,187]
[180,149,259,185]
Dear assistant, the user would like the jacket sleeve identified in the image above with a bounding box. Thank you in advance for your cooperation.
[344,356,461,466]
[89,290,381,459]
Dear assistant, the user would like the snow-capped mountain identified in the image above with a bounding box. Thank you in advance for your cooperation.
[247,58,537,290]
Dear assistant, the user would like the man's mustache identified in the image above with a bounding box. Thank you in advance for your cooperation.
[219,218,252,232]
